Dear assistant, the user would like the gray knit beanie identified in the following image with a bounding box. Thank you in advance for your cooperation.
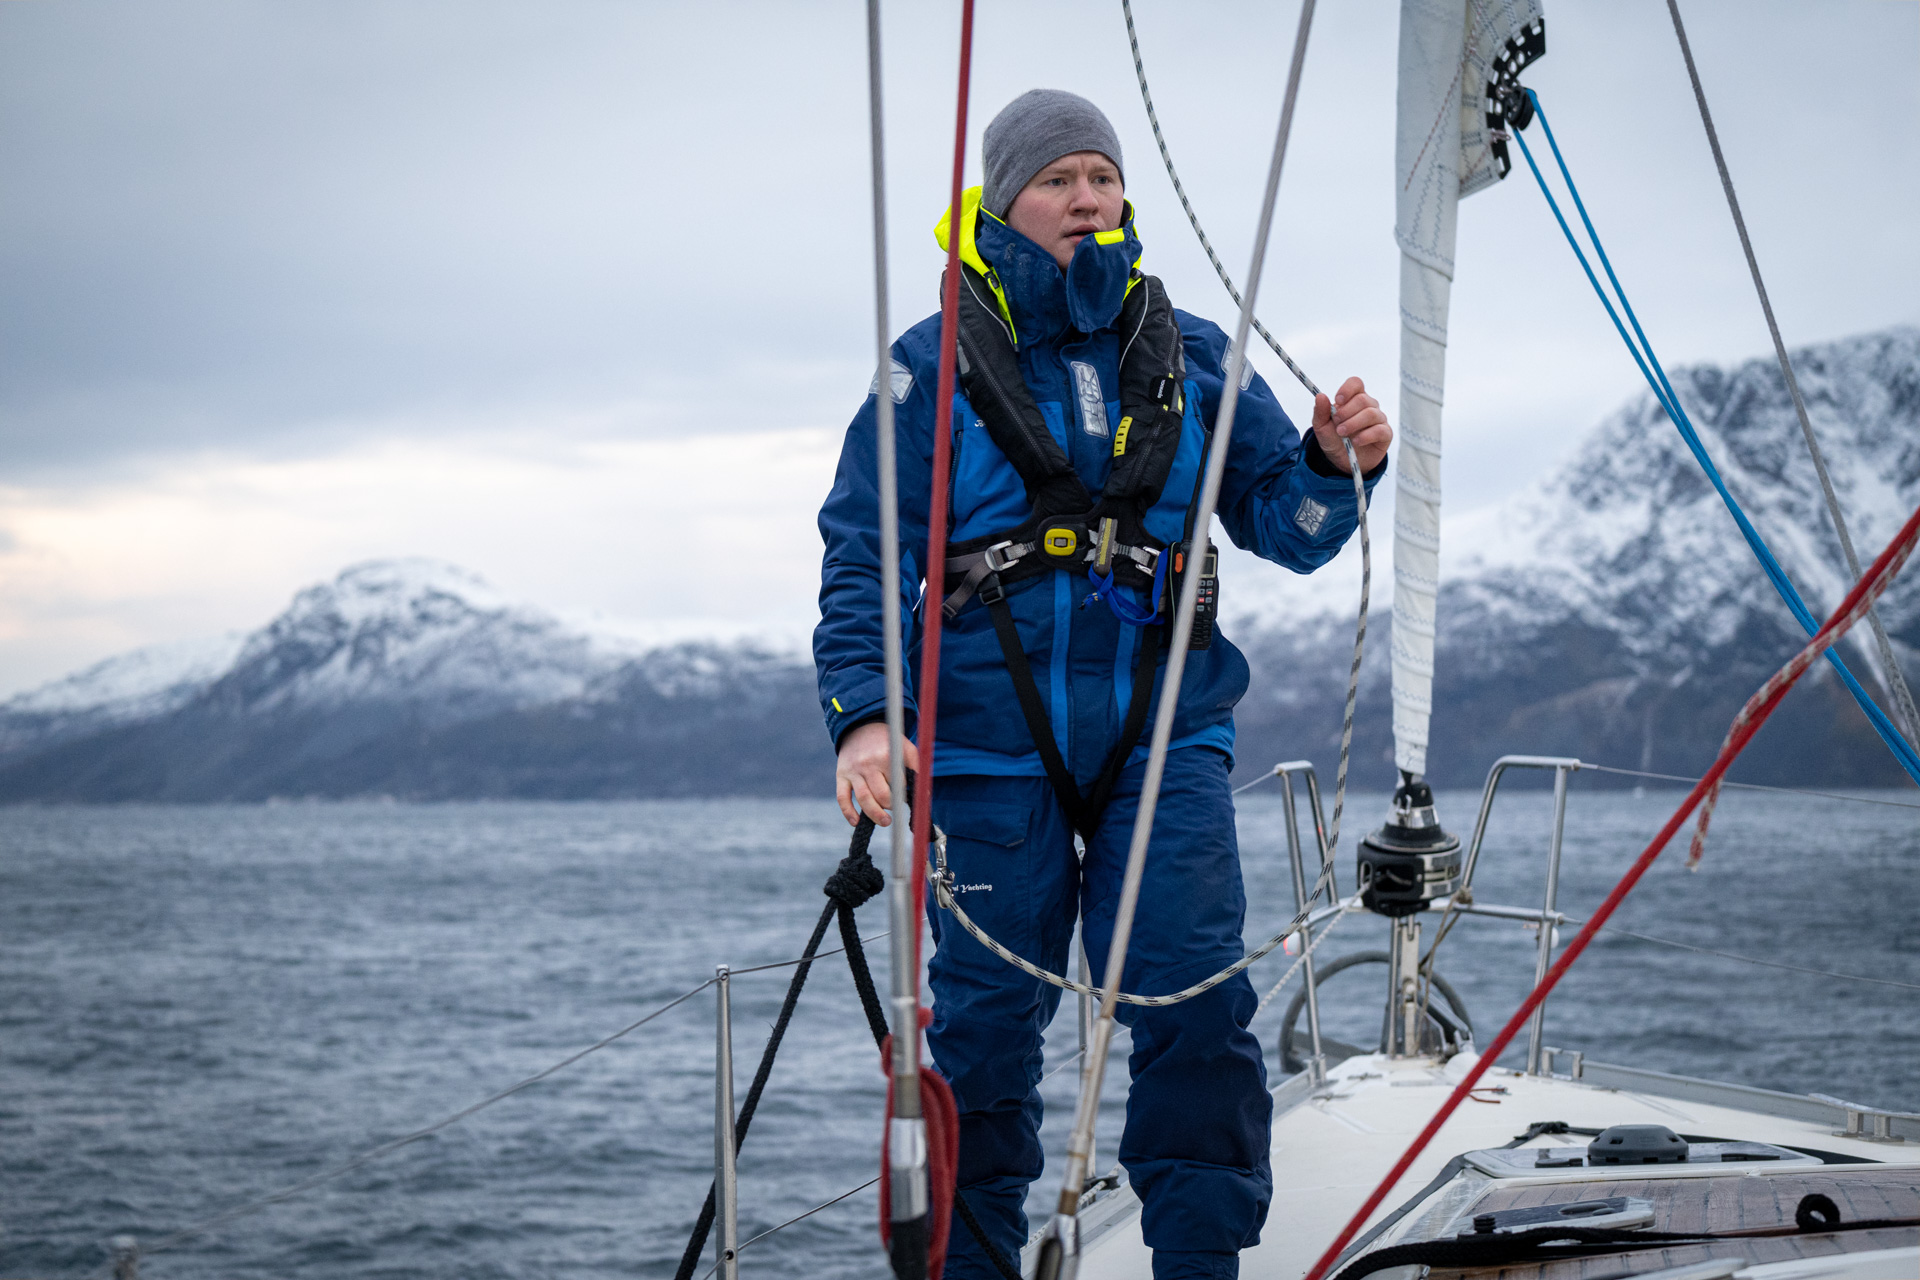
[982,89,1124,219]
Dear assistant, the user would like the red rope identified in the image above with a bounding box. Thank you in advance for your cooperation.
[879,1040,961,1280]
[1300,498,1920,1280]
[882,9,973,1278]
[909,0,974,974]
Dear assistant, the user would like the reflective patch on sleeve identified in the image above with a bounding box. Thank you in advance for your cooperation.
[831,697,844,713]
[1219,339,1255,390]
[868,358,914,404]
[1294,496,1330,536]
[1070,361,1109,438]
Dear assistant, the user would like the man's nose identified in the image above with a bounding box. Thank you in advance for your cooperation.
[1069,178,1100,213]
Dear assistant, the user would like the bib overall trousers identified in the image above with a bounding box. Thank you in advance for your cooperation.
[814,192,1383,1280]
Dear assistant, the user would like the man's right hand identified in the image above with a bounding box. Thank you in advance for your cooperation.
[835,720,919,828]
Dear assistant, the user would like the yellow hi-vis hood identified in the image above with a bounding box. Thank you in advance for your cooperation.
[935,186,1015,340]
[935,187,1144,348]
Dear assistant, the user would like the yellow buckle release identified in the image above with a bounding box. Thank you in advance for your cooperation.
[1042,527,1079,558]
[1093,517,1118,575]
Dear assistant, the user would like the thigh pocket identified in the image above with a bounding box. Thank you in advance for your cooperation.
[935,799,1031,929]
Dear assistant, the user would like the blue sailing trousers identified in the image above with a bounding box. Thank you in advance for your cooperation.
[928,747,1272,1280]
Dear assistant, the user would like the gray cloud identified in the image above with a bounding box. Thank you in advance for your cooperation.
[0,0,1913,495]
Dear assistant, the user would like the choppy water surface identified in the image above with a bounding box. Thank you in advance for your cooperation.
[3,786,1915,1278]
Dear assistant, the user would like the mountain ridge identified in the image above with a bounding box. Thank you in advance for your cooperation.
[2,327,1915,801]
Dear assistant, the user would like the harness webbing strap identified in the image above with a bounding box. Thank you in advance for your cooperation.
[1086,623,1165,827]
[983,584,1164,839]
[983,594,1083,826]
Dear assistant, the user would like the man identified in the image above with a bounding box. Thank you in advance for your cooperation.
[815,89,1390,1280]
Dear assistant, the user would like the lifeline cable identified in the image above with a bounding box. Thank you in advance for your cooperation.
[1122,0,1372,860]
[1666,0,1920,747]
[94,978,717,1275]
[1581,762,1920,811]
[1299,498,1920,1280]
[1593,923,1920,995]
[1510,90,1920,787]
[931,840,1340,1007]
[1035,5,1323,1274]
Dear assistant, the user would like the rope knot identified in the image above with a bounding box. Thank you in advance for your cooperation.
[824,839,886,910]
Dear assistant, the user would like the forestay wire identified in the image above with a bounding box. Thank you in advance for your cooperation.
[1122,0,1371,861]
[1037,4,1326,1270]
[1509,90,1920,787]
[1665,0,1920,748]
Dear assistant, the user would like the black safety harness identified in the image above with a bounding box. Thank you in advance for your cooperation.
[938,260,1217,839]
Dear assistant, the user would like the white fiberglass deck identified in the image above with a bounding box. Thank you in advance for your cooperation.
[1055,1051,1920,1280]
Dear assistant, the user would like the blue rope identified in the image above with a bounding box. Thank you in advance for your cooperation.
[1513,90,1920,785]
[1083,543,1169,627]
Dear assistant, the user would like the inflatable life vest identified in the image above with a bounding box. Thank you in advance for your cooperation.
[937,254,1219,836]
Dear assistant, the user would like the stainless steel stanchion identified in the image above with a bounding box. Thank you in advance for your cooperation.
[714,964,739,1280]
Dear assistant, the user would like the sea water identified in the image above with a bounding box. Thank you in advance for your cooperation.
[3,786,1915,1278]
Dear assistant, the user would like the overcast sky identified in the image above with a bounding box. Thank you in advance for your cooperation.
[1,0,1915,695]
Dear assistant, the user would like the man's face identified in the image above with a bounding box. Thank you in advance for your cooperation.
[1004,151,1124,271]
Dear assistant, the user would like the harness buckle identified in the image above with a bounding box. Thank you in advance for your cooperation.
[978,574,1007,607]
[981,539,1020,574]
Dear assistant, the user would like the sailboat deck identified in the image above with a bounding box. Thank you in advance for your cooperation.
[1068,1052,1920,1280]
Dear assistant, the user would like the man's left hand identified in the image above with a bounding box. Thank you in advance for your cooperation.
[1311,376,1392,475]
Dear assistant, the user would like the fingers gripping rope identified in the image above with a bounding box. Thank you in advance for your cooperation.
[1122,0,1370,862]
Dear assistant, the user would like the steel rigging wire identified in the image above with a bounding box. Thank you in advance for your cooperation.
[1509,88,1920,787]
[1035,2,1325,1275]
[1122,0,1373,864]
[876,0,974,1275]
[1665,0,1920,748]
[1300,497,1920,1280]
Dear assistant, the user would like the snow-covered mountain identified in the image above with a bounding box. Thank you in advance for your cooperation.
[0,327,1914,800]
[0,633,247,753]
[1454,325,1918,685]
[1229,326,1920,787]
[206,559,634,719]
[0,559,824,801]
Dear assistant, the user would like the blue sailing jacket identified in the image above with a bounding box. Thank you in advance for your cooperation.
[815,190,1382,783]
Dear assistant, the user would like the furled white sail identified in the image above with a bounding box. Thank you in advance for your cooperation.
[1392,0,1544,777]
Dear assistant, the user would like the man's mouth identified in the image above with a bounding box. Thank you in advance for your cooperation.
[1066,223,1100,239]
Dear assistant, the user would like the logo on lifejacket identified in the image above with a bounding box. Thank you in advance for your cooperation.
[1071,361,1109,439]
[1113,416,1132,457]
[1042,527,1078,557]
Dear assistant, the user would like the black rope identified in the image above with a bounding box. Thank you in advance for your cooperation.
[832,818,1021,1280]
[670,808,1023,1280]
[1796,1193,1840,1232]
[839,897,892,1048]
[953,1192,1024,1280]
[1333,1214,1920,1280]
[672,821,892,1280]
[672,901,837,1280]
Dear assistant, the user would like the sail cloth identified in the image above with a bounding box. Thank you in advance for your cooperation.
[1392,0,1545,777]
